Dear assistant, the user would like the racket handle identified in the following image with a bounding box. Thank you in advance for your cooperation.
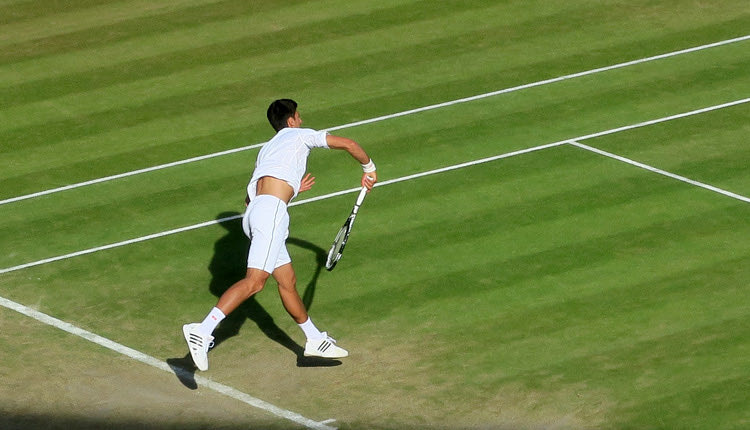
[355,186,368,206]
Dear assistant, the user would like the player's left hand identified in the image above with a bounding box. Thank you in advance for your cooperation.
[300,173,316,193]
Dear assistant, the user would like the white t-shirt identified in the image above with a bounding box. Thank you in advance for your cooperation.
[246,127,329,202]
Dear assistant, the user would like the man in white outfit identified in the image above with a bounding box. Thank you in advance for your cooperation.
[183,99,377,371]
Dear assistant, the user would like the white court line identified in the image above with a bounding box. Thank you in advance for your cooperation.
[3,96,748,276]
[573,97,750,142]
[0,144,264,206]
[1,34,748,207]
[0,296,337,430]
[325,35,750,132]
[567,140,750,204]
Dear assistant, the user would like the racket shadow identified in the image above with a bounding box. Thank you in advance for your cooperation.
[204,212,339,368]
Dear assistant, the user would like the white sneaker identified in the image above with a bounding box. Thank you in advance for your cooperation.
[304,332,348,358]
[182,323,213,371]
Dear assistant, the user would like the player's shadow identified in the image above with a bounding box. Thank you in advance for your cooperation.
[168,211,339,388]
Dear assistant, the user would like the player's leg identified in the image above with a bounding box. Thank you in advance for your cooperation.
[217,268,270,315]
[182,195,285,370]
[183,269,269,371]
[273,263,349,359]
[273,263,308,324]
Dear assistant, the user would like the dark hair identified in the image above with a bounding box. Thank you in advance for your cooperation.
[267,99,298,131]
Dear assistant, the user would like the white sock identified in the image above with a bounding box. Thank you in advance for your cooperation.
[298,317,324,340]
[197,307,225,337]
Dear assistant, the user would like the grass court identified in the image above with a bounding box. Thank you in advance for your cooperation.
[1,1,749,428]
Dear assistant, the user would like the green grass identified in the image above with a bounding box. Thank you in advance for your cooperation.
[1,1,749,429]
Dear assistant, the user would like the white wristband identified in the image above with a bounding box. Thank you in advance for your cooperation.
[361,159,376,173]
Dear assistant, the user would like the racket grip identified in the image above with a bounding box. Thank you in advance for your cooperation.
[355,186,368,206]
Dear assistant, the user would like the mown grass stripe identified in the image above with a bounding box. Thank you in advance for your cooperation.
[345,190,745,315]
[0,0,544,119]
[0,0,108,25]
[0,0,476,86]
[0,0,226,46]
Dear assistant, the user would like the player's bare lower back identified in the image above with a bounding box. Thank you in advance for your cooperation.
[255,176,293,203]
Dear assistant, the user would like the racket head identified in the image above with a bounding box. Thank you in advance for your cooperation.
[325,187,368,271]
[325,221,351,270]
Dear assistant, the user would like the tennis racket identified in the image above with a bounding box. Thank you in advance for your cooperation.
[325,186,369,271]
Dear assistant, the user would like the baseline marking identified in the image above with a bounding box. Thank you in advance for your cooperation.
[2,34,748,207]
[0,296,336,430]
[2,96,748,275]
[567,140,750,204]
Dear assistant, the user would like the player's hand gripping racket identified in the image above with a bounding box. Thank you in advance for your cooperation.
[325,186,369,271]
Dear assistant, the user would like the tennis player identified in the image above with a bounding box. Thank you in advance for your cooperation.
[182,99,377,371]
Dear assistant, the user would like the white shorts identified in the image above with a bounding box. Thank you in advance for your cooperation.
[242,195,291,273]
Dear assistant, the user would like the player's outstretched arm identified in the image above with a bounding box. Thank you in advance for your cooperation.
[326,135,378,190]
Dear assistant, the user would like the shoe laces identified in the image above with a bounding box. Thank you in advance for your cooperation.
[189,332,214,350]
[320,331,337,344]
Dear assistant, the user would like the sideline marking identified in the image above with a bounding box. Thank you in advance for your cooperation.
[2,97,747,276]
[325,35,750,132]
[0,296,337,430]
[0,145,264,206]
[567,140,750,204]
[1,34,748,207]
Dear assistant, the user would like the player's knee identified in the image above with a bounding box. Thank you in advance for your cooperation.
[240,277,265,296]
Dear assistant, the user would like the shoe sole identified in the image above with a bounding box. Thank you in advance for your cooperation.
[303,350,349,359]
[304,354,348,359]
